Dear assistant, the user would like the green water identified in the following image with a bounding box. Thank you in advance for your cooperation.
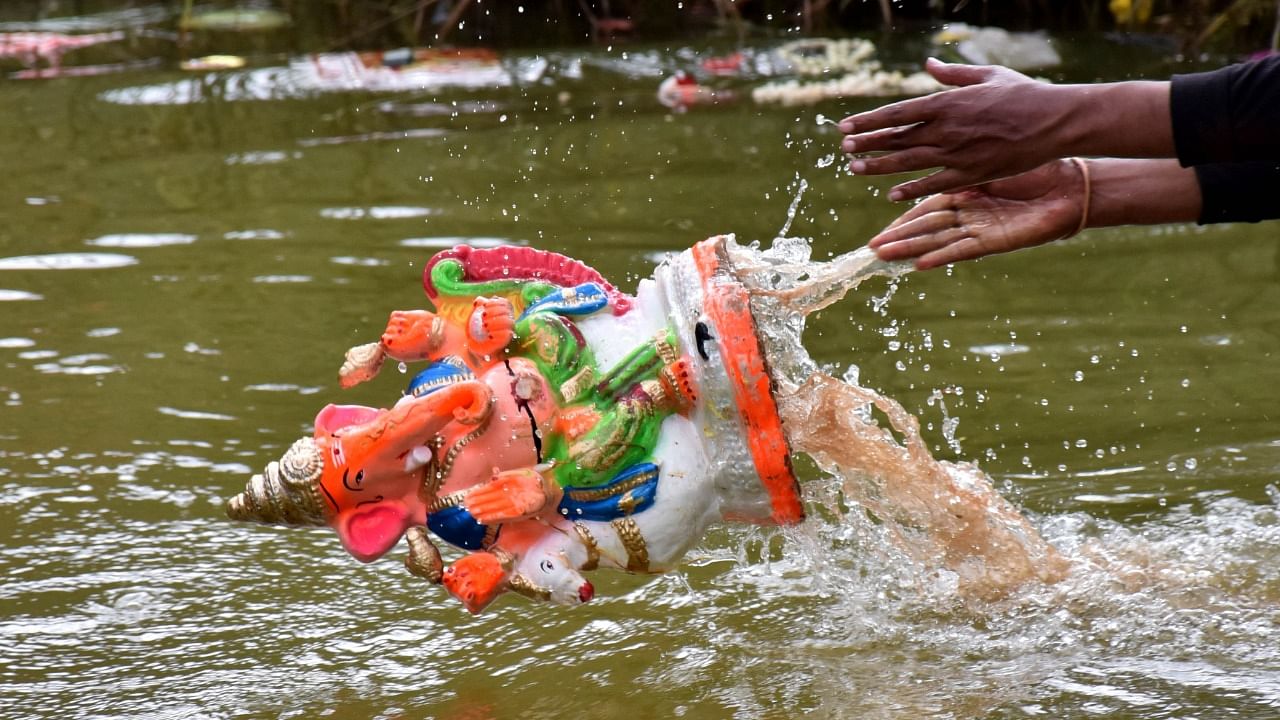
[3,22,1280,720]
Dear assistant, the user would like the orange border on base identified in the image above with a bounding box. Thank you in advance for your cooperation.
[692,238,804,525]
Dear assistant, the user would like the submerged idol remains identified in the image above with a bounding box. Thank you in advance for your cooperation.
[227,238,808,613]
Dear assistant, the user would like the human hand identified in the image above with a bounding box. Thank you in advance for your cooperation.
[839,58,1073,202]
[867,158,1087,270]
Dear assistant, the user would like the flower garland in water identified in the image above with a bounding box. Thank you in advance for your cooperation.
[754,38,943,106]
[774,38,878,76]
[753,68,944,106]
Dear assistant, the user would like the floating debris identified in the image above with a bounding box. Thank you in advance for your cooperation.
[774,37,878,76]
[179,9,290,33]
[0,31,125,73]
[752,68,943,106]
[180,55,246,71]
[103,47,547,105]
[751,37,944,106]
[932,23,1061,70]
[657,71,734,109]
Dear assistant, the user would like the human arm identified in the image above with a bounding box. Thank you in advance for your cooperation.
[1195,161,1280,224]
[838,59,1174,201]
[1172,55,1280,165]
[868,158,1201,269]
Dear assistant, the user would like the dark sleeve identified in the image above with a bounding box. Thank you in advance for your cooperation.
[1195,161,1280,224]
[1171,55,1280,166]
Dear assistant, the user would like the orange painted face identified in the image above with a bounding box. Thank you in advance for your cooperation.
[310,381,494,563]
[314,416,426,563]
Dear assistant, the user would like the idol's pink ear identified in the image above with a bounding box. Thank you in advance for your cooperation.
[314,404,382,434]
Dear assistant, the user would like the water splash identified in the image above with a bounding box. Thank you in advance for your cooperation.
[727,237,1067,600]
[775,176,808,240]
[730,241,909,316]
[722,233,1280,651]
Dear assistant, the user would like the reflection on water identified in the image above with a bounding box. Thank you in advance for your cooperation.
[0,253,138,270]
[402,236,518,249]
[86,233,196,248]
[0,290,43,301]
[3,22,1280,720]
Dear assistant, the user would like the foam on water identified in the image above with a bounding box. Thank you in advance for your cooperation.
[728,237,1066,600]
[706,236,1280,715]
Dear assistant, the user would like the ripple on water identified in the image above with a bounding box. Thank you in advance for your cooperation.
[968,342,1032,357]
[320,206,434,220]
[0,289,43,301]
[400,236,518,249]
[86,234,196,248]
[0,337,36,348]
[330,256,389,267]
[0,253,138,270]
[224,229,285,241]
[243,383,323,395]
[157,406,236,421]
[252,275,311,284]
[26,351,124,376]
[225,150,300,166]
[298,128,447,147]
[33,361,125,376]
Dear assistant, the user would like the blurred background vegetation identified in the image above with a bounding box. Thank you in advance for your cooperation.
[1,0,1276,57]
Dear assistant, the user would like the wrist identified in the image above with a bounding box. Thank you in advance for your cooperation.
[1083,158,1200,228]
[1048,84,1094,159]
[1064,81,1173,158]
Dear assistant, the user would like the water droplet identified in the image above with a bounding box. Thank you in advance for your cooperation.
[397,361,408,374]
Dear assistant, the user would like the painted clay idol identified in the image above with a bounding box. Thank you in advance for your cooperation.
[227,237,804,613]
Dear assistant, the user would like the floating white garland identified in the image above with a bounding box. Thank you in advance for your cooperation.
[755,37,946,106]
[752,68,943,106]
[774,37,878,76]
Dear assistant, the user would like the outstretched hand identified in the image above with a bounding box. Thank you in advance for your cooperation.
[839,59,1073,202]
[868,159,1087,270]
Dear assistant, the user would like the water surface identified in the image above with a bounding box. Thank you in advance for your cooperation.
[3,26,1280,719]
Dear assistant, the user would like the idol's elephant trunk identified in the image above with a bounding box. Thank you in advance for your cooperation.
[226,380,494,538]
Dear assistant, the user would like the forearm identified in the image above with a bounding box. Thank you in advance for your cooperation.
[1055,81,1174,160]
[1083,158,1201,229]
[1171,55,1280,165]
[1195,161,1280,224]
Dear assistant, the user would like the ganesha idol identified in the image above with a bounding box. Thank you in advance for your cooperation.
[227,236,804,613]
